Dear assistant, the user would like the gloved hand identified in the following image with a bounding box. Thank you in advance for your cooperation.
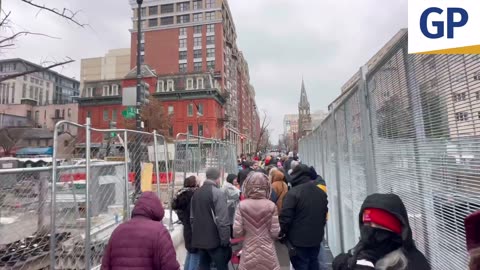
[220,240,231,248]
[355,226,403,264]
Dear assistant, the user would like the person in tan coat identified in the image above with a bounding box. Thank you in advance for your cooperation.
[233,172,281,270]
[269,168,288,211]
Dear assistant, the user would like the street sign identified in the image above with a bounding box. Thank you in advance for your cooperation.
[122,107,136,119]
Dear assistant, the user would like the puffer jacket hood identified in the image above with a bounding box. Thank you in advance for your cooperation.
[132,192,165,222]
[358,193,430,270]
[242,172,271,200]
[290,164,312,187]
[270,169,286,183]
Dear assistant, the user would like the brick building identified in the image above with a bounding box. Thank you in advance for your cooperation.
[128,0,260,153]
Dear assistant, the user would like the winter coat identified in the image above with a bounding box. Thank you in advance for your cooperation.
[190,179,231,249]
[279,164,328,248]
[234,172,281,270]
[222,181,240,225]
[270,169,288,211]
[171,187,197,253]
[101,192,180,270]
[332,193,431,270]
[238,167,253,188]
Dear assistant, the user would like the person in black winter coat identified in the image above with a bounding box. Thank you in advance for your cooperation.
[172,175,199,270]
[279,164,328,270]
[332,193,431,270]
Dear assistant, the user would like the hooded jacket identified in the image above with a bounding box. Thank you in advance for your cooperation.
[101,192,180,270]
[332,193,430,270]
[279,164,328,248]
[222,181,240,224]
[270,169,288,211]
[234,172,280,270]
[172,187,197,253]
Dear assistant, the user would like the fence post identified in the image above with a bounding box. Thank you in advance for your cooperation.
[123,131,130,222]
[85,117,92,270]
[50,121,61,270]
[38,171,49,232]
[153,130,161,199]
[333,108,345,253]
[359,66,378,195]
[165,137,173,232]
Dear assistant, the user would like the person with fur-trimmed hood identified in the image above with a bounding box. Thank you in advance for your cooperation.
[332,193,430,270]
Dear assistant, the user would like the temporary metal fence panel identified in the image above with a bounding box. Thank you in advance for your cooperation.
[299,31,480,269]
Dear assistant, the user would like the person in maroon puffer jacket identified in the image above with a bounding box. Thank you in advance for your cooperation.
[101,192,180,270]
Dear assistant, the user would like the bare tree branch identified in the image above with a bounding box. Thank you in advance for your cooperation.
[19,0,86,27]
[255,110,271,153]
[0,31,59,46]
[0,58,74,82]
[0,11,12,27]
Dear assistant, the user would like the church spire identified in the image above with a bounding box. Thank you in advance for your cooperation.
[299,78,309,108]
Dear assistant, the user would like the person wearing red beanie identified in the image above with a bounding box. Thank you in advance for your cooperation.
[465,210,480,270]
[333,193,430,270]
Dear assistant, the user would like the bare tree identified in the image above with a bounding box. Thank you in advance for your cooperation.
[255,110,271,153]
[0,0,86,82]
[124,97,171,137]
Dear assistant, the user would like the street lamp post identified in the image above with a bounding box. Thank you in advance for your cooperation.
[133,0,143,200]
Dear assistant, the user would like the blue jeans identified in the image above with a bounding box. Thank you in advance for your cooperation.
[318,244,328,270]
[290,246,320,270]
[184,251,200,270]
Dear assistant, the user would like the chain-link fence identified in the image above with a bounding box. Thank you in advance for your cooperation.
[299,30,480,269]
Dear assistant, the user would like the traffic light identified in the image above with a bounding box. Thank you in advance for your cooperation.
[139,81,150,105]
[109,121,117,137]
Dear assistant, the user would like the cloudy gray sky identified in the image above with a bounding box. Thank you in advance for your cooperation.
[3,0,407,142]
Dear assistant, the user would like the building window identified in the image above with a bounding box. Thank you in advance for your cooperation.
[86,87,93,97]
[193,13,203,22]
[168,105,174,115]
[161,4,174,13]
[11,83,15,103]
[112,109,117,121]
[206,36,215,45]
[193,0,202,10]
[207,48,215,58]
[149,5,158,15]
[187,125,193,135]
[179,51,187,60]
[197,78,204,89]
[46,82,50,88]
[177,2,189,12]
[194,62,202,72]
[161,16,174,25]
[188,104,194,116]
[179,27,187,36]
[455,74,465,83]
[198,124,204,136]
[476,91,480,100]
[205,11,215,20]
[177,15,190,24]
[474,71,480,81]
[197,103,204,115]
[87,111,91,118]
[179,38,187,48]
[187,78,194,90]
[167,80,174,91]
[68,108,71,118]
[207,24,215,33]
[179,63,187,73]
[103,85,110,96]
[207,61,215,70]
[455,112,469,121]
[112,84,119,95]
[157,80,165,92]
[140,7,147,16]
[194,49,202,59]
[453,92,467,102]
[22,84,26,98]
[103,109,109,121]
[148,18,158,27]
[206,0,215,8]
[194,25,202,34]
[194,37,202,47]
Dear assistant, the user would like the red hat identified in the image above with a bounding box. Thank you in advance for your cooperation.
[363,208,402,235]
[465,210,480,251]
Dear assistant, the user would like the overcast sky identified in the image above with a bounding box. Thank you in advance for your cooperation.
[3,0,407,142]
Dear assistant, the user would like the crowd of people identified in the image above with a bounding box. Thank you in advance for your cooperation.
[99,152,480,270]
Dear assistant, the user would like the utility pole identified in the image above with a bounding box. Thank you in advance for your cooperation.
[134,0,144,201]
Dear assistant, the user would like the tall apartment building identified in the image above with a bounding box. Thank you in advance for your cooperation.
[0,59,80,128]
[129,0,259,147]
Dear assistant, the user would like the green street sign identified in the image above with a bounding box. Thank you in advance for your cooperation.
[122,107,136,119]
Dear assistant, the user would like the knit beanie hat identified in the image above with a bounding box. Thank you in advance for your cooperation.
[465,210,480,251]
[362,208,402,235]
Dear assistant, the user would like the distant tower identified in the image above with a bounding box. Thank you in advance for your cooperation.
[298,78,312,138]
